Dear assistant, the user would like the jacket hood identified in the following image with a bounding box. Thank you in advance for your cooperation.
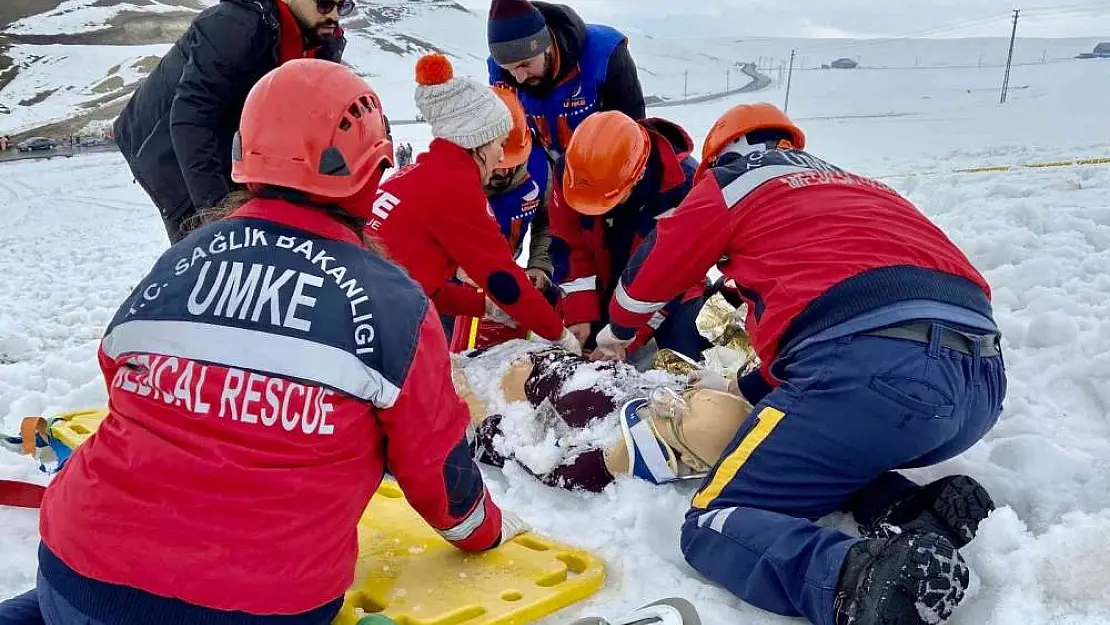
[532,2,587,88]
[421,139,484,185]
[641,117,695,161]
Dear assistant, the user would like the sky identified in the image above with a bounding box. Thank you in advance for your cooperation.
[459,0,1110,39]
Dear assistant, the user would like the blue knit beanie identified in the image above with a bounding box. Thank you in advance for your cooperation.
[488,0,553,65]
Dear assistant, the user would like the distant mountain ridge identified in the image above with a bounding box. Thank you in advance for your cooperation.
[0,1,1103,140]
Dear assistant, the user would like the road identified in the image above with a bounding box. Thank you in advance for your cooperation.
[0,143,118,165]
[647,63,773,109]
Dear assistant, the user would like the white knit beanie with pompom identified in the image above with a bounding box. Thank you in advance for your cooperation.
[414,53,512,149]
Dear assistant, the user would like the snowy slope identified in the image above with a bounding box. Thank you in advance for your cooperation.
[3,0,1104,134]
[4,0,200,36]
[2,46,1110,624]
[0,43,170,132]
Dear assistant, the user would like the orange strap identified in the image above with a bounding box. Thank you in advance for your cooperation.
[18,417,46,456]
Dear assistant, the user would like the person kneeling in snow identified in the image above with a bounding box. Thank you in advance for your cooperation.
[551,111,711,361]
[32,60,527,625]
[453,344,751,493]
[447,87,561,352]
[591,102,1005,625]
[368,53,580,356]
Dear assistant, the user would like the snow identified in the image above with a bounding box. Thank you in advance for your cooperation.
[3,38,1110,625]
[339,3,1107,120]
[4,0,198,36]
[0,43,172,134]
[5,0,1104,137]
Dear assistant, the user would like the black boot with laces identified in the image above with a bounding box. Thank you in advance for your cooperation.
[864,475,995,549]
[834,531,970,625]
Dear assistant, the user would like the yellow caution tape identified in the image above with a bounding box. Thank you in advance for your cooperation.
[880,155,1110,180]
[954,165,1012,173]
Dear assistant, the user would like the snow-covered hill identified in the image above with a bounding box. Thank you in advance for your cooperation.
[1,0,1106,138]
[2,47,1110,625]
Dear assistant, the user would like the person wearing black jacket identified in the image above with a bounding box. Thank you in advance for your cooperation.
[113,0,351,243]
[486,0,645,156]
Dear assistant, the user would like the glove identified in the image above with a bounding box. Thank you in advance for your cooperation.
[484,298,518,328]
[500,509,531,544]
[553,327,583,355]
[567,322,591,344]
[689,369,729,392]
[456,267,479,288]
[592,325,634,361]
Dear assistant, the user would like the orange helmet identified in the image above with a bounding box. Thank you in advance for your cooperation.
[562,111,651,216]
[494,86,532,169]
[695,102,805,180]
[232,58,394,217]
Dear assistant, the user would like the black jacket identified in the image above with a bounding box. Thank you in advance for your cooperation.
[494,2,646,121]
[113,0,345,218]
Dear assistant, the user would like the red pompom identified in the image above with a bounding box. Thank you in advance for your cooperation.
[415,53,454,86]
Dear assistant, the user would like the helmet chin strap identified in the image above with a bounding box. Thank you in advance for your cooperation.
[713,132,797,169]
[723,133,774,157]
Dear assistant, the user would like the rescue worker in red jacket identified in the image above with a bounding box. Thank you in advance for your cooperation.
[551,110,709,360]
[370,53,580,355]
[34,59,528,625]
[591,102,1005,625]
[449,87,560,352]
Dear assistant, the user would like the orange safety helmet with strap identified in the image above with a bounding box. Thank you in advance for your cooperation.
[494,86,532,169]
[231,58,395,221]
[562,110,651,216]
[695,102,806,181]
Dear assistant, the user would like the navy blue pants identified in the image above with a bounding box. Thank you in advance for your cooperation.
[36,575,103,625]
[0,589,43,625]
[28,567,342,625]
[680,324,1005,625]
[652,296,713,360]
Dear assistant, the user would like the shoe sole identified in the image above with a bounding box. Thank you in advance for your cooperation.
[849,532,971,625]
[905,533,970,624]
[924,475,995,549]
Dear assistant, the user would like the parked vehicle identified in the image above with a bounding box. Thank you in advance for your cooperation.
[16,137,57,152]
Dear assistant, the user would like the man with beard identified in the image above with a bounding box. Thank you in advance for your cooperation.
[113,0,352,243]
[486,0,645,157]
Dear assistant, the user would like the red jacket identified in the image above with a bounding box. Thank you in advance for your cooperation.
[550,118,704,336]
[40,199,503,617]
[608,147,992,383]
[369,139,564,341]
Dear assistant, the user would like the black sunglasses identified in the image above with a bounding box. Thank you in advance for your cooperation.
[316,0,355,17]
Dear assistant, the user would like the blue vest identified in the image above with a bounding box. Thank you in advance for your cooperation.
[488,24,625,155]
[488,146,550,259]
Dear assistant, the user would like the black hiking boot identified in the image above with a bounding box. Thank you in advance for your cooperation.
[865,475,995,549]
[834,531,970,625]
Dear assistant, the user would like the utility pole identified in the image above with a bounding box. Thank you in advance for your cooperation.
[1000,9,1020,103]
[726,68,730,92]
[978,53,983,68]
[684,70,689,102]
[784,49,796,112]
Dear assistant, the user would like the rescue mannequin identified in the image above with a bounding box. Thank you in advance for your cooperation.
[455,345,751,492]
